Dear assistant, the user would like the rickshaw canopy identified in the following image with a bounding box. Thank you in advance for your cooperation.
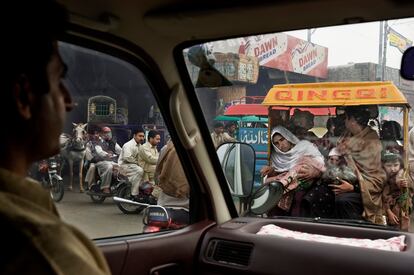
[225,104,268,116]
[225,104,334,116]
[262,81,410,107]
[214,115,241,121]
[214,115,268,122]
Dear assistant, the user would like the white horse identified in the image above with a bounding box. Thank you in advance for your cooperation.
[60,123,88,192]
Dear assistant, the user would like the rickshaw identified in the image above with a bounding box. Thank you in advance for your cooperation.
[249,81,411,228]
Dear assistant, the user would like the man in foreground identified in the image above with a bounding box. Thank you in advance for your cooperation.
[0,0,110,273]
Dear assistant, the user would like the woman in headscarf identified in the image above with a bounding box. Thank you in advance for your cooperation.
[261,126,325,216]
[334,106,386,224]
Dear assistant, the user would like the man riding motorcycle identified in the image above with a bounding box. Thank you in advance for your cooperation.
[90,126,122,194]
[118,128,148,202]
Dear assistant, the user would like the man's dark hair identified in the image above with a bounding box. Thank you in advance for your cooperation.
[226,122,237,128]
[148,130,160,140]
[88,124,100,135]
[132,127,145,136]
[3,0,68,117]
[214,122,224,129]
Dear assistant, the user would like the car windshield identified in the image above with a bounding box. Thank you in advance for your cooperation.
[182,18,414,232]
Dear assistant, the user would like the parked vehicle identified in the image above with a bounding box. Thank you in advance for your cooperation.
[243,81,410,218]
[37,156,65,202]
[113,196,189,232]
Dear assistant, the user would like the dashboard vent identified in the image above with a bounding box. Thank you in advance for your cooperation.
[207,240,253,267]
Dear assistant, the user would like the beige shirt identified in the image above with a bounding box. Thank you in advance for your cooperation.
[139,142,159,182]
[118,138,141,166]
[211,132,236,148]
[0,168,110,274]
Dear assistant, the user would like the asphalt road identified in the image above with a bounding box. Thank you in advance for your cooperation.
[55,188,144,239]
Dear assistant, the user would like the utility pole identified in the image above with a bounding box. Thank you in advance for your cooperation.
[382,21,388,81]
[377,21,383,80]
[307,29,316,43]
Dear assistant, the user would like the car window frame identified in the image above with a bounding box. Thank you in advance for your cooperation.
[60,24,217,239]
[173,40,242,218]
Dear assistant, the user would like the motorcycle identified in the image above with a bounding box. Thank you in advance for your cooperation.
[37,156,65,202]
[86,164,126,201]
[85,164,155,214]
[113,196,189,232]
[114,180,157,214]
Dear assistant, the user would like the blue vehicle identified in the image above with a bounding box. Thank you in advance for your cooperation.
[215,114,268,188]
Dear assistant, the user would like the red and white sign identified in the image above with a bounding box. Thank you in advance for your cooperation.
[208,33,328,78]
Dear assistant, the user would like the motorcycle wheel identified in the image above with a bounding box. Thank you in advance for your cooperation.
[90,194,106,203]
[50,178,64,202]
[89,184,106,203]
[115,184,145,214]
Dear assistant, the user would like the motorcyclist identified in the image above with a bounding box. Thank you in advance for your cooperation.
[94,126,122,193]
[118,128,145,201]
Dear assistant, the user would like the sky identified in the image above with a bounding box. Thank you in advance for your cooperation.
[285,18,414,69]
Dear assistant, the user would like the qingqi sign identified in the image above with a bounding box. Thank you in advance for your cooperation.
[262,81,408,106]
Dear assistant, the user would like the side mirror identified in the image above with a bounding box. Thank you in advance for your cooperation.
[401,46,414,80]
[217,142,255,198]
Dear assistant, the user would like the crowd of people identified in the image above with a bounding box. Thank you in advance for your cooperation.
[83,126,189,212]
[260,105,414,230]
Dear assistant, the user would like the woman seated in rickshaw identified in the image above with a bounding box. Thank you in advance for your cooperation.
[260,125,326,217]
[333,105,386,224]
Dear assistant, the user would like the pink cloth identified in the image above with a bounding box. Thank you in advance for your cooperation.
[257,224,406,252]
[265,156,325,211]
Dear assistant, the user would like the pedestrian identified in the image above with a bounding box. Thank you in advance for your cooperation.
[211,122,236,149]
[225,121,238,139]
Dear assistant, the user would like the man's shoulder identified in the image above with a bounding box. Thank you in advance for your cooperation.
[142,142,152,149]
[123,138,136,147]
[0,187,58,223]
[0,193,110,274]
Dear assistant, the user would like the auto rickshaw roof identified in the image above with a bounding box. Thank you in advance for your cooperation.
[262,81,409,107]
[225,104,335,116]
[225,104,268,116]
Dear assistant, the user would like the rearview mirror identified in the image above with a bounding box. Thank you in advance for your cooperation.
[401,46,414,80]
[216,142,255,198]
[187,44,233,88]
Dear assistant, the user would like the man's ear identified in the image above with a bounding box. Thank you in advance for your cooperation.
[13,75,34,120]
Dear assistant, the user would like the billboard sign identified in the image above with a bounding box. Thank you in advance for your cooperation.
[208,33,328,78]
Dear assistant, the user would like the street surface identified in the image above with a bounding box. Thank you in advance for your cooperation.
[56,188,143,239]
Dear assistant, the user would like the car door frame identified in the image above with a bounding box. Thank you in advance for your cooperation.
[62,24,231,275]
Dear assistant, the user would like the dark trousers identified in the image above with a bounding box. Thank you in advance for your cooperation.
[335,192,363,220]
